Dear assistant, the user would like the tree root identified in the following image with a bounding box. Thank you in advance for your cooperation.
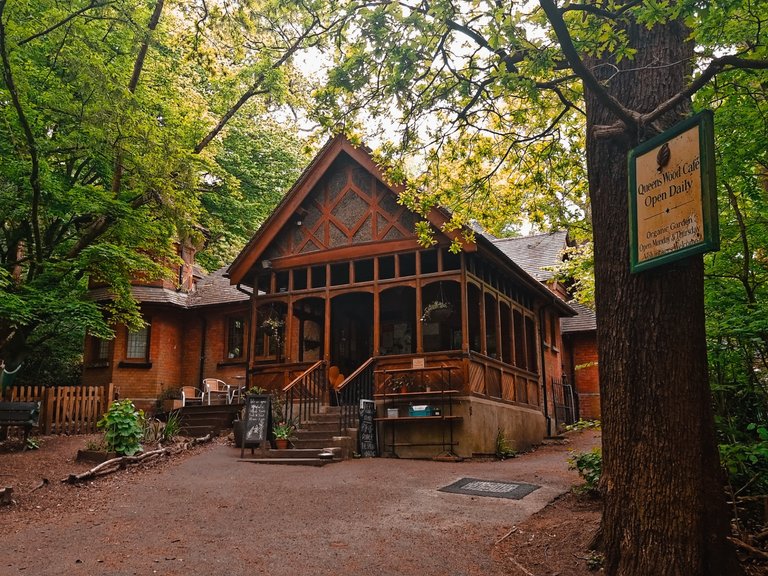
[61,433,213,484]
[728,536,768,561]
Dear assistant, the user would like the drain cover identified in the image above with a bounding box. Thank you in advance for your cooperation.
[439,477,540,500]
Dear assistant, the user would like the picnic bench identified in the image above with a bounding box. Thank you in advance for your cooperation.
[0,402,40,447]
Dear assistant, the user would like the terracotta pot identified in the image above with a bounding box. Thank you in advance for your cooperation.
[274,438,290,449]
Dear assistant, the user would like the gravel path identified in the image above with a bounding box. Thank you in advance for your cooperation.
[3,430,599,576]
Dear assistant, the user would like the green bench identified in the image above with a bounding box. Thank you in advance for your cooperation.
[0,402,40,447]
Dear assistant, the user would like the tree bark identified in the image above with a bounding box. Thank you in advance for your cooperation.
[584,18,742,576]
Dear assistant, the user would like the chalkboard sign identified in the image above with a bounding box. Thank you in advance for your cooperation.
[240,394,271,458]
[358,399,377,457]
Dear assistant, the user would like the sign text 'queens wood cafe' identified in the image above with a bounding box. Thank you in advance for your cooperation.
[628,111,719,273]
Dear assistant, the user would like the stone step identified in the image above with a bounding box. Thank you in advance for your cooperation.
[291,438,337,450]
[294,429,339,440]
[299,422,341,434]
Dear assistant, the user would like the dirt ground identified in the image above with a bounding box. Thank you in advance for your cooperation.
[0,430,764,575]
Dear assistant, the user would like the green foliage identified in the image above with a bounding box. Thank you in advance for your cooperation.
[569,448,602,494]
[0,0,321,367]
[585,551,604,571]
[97,400,144,456]
[564,419,601,432]
[272,420,296,440]
[25,436,40,450]
[495,428,517,460]
[696,59,768,505]
[143,411,181,444]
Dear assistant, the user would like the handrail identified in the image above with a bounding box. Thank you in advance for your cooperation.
[335,357,376,431]
[282,360,327,427]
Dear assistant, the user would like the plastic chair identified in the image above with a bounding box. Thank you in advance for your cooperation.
[181,386,204,406]
[203,378,231,405]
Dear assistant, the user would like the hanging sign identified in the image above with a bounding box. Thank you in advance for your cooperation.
[628,110,719,273]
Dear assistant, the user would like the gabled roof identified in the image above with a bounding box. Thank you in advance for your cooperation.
[227,134,473,285]
[491,231,568,281]
[88,266,249,310]
[561,300,597,333]
[188,266,251,307]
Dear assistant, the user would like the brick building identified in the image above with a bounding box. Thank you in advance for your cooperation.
[82,135,600,452]
[492,232,600,421]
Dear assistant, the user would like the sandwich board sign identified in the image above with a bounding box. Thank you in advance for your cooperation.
[628,110,719,273]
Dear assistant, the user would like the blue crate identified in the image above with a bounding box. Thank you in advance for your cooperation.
[408,405,432,417]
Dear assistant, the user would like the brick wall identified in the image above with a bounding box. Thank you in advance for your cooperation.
[564,332,600,420]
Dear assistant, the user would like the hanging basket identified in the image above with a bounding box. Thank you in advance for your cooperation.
[422,300,452,322]
[430,306,452,321]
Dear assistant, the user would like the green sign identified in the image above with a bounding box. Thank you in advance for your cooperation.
[628,110,719,273]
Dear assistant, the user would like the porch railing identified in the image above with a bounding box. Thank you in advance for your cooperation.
[282,360,327,427]
[335,357,376,431]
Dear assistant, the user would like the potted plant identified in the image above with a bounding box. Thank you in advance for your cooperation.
[421,299,452,322]
[272,420,296,449]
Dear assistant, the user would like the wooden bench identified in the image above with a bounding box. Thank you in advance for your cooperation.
[0,402,40,447]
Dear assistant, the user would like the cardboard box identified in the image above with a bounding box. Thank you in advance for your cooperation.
[387,408,399,418]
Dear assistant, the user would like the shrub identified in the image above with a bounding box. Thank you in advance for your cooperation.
[97,399,144,456]
[569,447,602,494]
[495,428,517,459]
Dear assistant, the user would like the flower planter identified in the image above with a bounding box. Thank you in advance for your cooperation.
[162,399,183,412]
[274,438,290,450]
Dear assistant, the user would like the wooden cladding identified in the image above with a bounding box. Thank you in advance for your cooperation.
[265,155,419,261]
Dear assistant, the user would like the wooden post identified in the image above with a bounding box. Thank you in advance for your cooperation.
[42,386,54,435]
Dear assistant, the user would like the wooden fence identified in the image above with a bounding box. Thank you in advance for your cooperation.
[7,384,114,435]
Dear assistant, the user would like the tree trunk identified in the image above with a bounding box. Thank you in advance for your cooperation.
[584,18,742,576]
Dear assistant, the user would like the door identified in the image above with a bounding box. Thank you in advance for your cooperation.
[330,292,373,378]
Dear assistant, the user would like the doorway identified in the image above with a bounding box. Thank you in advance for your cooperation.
[330,292,373,377]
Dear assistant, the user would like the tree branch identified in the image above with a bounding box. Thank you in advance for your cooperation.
[0,0,43,268]
[539,0,639,129]
[110,0,165,196]
[19,0,113,46]
[641,54,768,125]
[193,15,319,154]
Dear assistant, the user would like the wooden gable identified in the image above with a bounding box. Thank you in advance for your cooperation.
[228,135,475,284]
[263,153,419,262]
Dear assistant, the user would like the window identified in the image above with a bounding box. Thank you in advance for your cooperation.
[354,259,374,283]
[513,309,526,369]
[91,337,110,364]
[311,265,326,288]
[419,250,438,274]
[379,255,395,279]
[126,325,150,360]
[293,268,308,291]
[525,316,538,373]
[227,316,245,359]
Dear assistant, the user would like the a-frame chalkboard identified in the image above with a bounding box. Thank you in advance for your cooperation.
[358,399,377,457]
[240,394,272,458]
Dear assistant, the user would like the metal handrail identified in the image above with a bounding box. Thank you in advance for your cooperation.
[282,360,327,427]
[335,357,376,431]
